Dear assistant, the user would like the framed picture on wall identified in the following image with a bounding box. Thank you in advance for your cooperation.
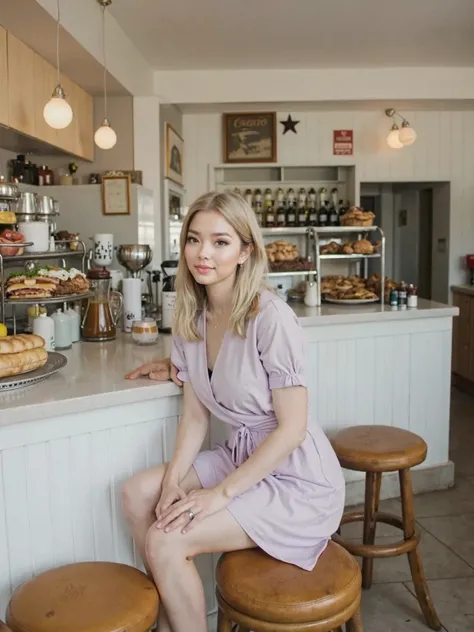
[101,174,131,216]
[166,123,184,186]
[223,112,277,163]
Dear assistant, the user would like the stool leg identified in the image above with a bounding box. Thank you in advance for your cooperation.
[362,471,382,589]
[399,469,441,631]
[217,608,233,632]
[346,608,363,631]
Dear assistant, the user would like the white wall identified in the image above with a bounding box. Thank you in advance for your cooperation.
[183,109,474,294]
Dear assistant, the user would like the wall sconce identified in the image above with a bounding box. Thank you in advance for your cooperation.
[385,108,417,149]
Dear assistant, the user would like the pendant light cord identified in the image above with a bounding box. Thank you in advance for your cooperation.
[56,0,61,85]
[102,4,108,119]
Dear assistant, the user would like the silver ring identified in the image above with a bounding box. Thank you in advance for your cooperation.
[187,510,195,521]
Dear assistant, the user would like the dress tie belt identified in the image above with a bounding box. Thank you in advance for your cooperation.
[229,426,256,465]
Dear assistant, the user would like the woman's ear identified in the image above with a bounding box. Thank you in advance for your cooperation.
[239,243,254,265]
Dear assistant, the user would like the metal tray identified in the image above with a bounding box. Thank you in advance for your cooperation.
[324,297,380,305]
[0,352,67,391]
[5,292,92,305]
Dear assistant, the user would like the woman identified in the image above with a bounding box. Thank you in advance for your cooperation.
[122,192,345,632]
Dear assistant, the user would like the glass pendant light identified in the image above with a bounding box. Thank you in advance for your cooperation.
[385,108,417,149]
[399,121,417,146]
[95,0,117,150]
[43,0,73,130]
[387,124,404,149]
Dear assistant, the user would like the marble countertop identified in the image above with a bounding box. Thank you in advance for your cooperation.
[293,298,458,326]
[452,285,474,296]
[0,298,458,426]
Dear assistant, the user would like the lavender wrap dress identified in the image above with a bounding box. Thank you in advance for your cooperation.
[171,290,345,571]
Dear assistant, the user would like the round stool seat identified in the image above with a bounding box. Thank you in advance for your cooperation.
[216,541,361,625]
[331,425,427,472]
[6,562,159,632]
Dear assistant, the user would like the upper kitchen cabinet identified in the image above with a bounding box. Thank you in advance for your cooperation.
[0,26,9,126]
[33,53,59,148]
[7,32,36,137]
[55,74,94,161]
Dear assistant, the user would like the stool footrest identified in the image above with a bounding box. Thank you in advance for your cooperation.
[333,511,420,558]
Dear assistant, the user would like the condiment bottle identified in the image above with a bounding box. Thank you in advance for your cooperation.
[304,273,319,307]
[407,284,418,308]
[65,302,81,342]
[32,312,55,351]
[52,308,72,350]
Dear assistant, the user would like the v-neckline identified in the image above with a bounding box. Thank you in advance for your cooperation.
[202,311,227,385]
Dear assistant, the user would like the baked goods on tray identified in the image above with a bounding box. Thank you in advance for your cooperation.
[0,211,16,225]
[0,229,25,256]
[5,266,89,299]
[320,239,379,256]
[265,240,298,263]
[340,206,375,227]
[0,334,48,378]
[321,274,399,302]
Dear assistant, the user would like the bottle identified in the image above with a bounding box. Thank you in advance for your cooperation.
[407,284,418,308]
[296,199,308,226]
[304,273,319,307]
[275,189,286,227]
[308,188,318,226]
[244,189,253,207]
[398,282,408,308]
[65,303,81,342]
[286,189,296,227]
[38,165,48,186]
[318,188,328,227]
[298,187,307,209]
[329,188,339,227]
[264,188,273,209]
[32,312,55,351]
[264,202,275,228]
[254,199,264,227]
[233,187,241,196]
[52,308,72,350]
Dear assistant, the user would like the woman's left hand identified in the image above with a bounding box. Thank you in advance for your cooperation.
[155,487,229,534]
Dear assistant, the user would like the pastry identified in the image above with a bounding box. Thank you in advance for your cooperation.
[340,206,375,227]
[0,334,45,354]
[0,211,16,225]
[0,346,48,378]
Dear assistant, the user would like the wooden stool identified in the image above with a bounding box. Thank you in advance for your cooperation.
[331,425,441,631]
[216,541,363,631]
[6,561,159,632]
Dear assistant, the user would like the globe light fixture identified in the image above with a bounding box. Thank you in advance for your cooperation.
[95,0,117,150]
[385,108,417,149]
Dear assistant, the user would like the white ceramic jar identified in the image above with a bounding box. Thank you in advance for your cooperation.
[65,304,81,343]
[32,312,55,351]
[52,308,72,350]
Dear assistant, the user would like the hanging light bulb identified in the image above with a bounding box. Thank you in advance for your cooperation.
[44,85,73,130]
[95,0,117,150]
[387,124,403,149]
[399,121,417,146]
[94,118,117,150]
[44,0,73,129]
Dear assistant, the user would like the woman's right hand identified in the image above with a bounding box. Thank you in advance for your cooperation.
[156,484,186,521]
[125,357,183,386]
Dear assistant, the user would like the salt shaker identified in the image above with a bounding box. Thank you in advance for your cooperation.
[65,303,81,343]
[52,308,72,350]
[32,312,55,351]
[304,273,319,307]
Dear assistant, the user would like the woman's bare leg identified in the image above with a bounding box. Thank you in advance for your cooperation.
[122,463,203,632]
[145,508,255,632]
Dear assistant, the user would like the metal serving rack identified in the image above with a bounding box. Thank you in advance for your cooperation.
[0,239,88,332]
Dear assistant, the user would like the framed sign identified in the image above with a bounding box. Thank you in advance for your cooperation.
[223,112,277,163]
[333,129,353,156]
[166,123,184,186]
[102,174,131,216]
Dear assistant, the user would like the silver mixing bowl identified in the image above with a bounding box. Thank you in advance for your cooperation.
[116,244,153,276]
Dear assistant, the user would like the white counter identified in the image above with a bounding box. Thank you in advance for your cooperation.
[0,301,458,626]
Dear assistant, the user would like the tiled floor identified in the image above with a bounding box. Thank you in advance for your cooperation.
[341,388,474,631]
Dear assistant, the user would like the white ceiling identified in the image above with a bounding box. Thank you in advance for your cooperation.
[109,0,474,71]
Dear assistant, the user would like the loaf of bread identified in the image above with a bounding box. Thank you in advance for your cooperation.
[0,334,45,354]
[0,347,48,378]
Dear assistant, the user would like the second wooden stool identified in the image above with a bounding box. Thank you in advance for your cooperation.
[6,561,159,632]
[216,541,363,631]
[331,425,441,631]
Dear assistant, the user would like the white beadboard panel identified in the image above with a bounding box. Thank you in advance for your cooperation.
[183,109,474,288]
[0,414,216,620]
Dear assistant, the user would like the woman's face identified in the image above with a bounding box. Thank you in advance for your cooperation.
[184,209,249,287]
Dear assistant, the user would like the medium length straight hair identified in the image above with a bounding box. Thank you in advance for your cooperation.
[173,191,269,341]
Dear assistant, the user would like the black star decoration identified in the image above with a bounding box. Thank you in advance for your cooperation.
[280,115,300,134]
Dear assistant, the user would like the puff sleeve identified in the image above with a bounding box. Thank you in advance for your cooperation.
[256,298,307,389]
[171,335,191,382]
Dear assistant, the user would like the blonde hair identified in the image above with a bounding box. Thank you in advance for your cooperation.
[173,191,269,341]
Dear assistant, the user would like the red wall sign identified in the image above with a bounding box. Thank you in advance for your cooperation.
[333,130,353,156]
